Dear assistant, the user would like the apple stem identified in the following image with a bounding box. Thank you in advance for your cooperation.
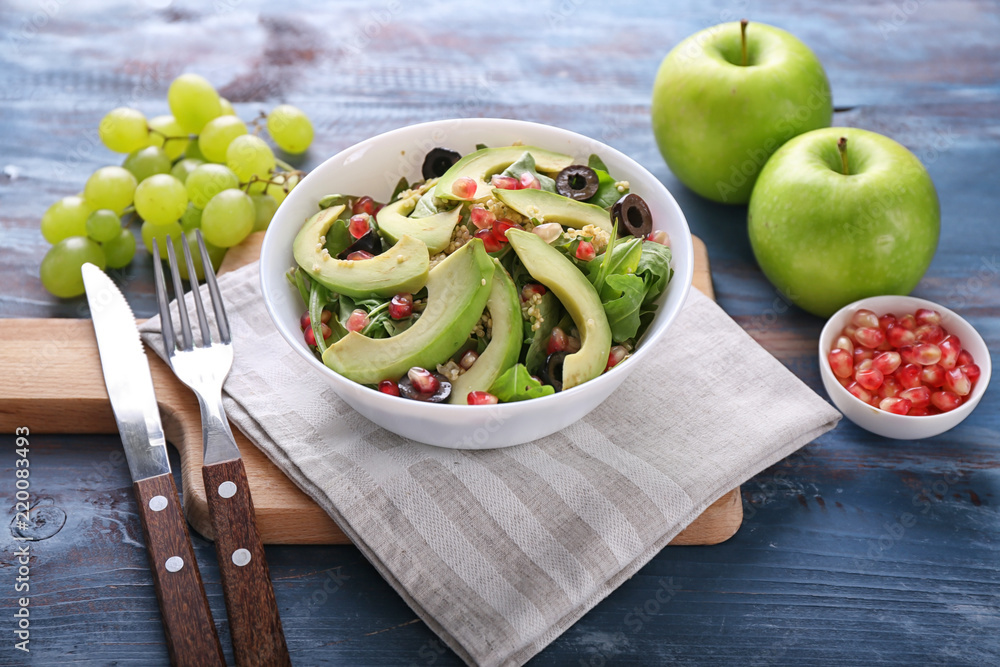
[837,137,849,176]
[740,19,748,66]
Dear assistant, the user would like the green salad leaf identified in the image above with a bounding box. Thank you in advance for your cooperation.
[524,291,562,374]
[411,188,439,218]
[323,218,355,259]
[501,152,556,192]
[318,194,357,210]
[489,364,555,402]
[584,154,627,209]
[636,241,673,306]
[587,154,609,172]
[391,177,409,200]
[602,273,645,341]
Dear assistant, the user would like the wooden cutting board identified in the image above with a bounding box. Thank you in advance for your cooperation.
[0,233,741,546]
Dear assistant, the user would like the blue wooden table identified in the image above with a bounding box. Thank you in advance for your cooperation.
[2,1,998,664]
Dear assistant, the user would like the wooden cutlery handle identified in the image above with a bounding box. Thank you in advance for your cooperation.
[133,473,226,667]
[203,458,290,667]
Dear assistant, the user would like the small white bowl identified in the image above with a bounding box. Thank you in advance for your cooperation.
[818,295,991,439]
[260,118,693,449]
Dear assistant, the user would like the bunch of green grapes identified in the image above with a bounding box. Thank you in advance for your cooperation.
[39,72,314,297]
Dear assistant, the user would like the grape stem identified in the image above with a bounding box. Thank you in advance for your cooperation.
[837,137,849,176]
[147,126,195,145]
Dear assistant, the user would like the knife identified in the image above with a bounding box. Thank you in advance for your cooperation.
[83,263,226,667]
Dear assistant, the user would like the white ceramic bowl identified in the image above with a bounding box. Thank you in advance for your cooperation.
[818,295,991,439]
[260,118,692,449]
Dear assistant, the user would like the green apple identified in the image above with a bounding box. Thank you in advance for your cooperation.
[748,127,940,317]
[651,21,832,204]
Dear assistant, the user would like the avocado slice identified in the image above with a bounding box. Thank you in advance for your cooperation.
[449,260,522,404]
[493,188,612,233]
[292,205,429,299]
[322,239,495,384]
[435,146,573,202]
[506,229,612,390]
[375,195,463,255]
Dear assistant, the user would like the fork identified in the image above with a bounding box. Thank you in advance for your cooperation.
[153,231,291,667]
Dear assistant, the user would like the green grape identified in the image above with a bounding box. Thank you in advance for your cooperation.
[177,233,227,281]
[123,145,171,183]
[201,189,254,248]
[267,104,314,154]
[180,203,203,230]
[147,114,188,161]
[250,193,278,232]
[134,174,188,225]
[198,115,247,163]
[102,228,137,268]
[170,158,204,184]
[266,171,300,205]
[226,134,275,183]
[219,97,236,116]
[39,236,106,298]
[84,166,137,215]
[185,163,239,208]
[167,73,222,134]
[41,196,91,244]
[85,209,122,243]
[98,107,149,154]
[141,219,184,258]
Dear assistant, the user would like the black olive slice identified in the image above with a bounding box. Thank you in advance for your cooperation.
[555,165,600,201]
[337,230,383,259]
[422,148,462,180]
[539,351,567,392]
[398,374,452,402]
[611,193,653,239]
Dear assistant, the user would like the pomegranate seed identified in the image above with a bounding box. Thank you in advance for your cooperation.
[408,367,439,394]
[490,175,520,190]
[647,230,670,246]
[467,391,499,405]
[943,368,971,396]
[851,309,879,329]
[470,206,496,230]
[895,363,922,389]
[519,172,541,189]
[346,250,374,261]
[855,366,884,392]
[931,390,962,412]
[378,379,400,396]
[459,350,479,370]
[856,358,874,373]
[957,349,975,366]
[915,308,942,326]
[373,204,383,216]
[493,219,522,243]
[521,283,547,301]
[879,375,903,399]
[843,324,859,341]
[828,349,854,378]
[606,345,628,372]
[909,407,932,416]
[451,176,478,199]
[846,382,872,404]
[938,335,961,369]
[915,324,945,345]
[962,364,981,384]
[897,314,917,330]
[547,327,567,354]
[303,323,332,347]
[886,323,916,347]
[880,397,911,415]
[389,293,413,320]
[921,364,946,388]
[532,222,562,243]
[854,347,874,364]
[352,195,375,216]
[346,308,369,332]
[834,335,854,354]
[913,343,942,365]
[300,309,332,330]
[474,228,503,253]
[837,375,852,388]
[576,241,596,261]
[872,351,901,375]
[899,386,931,409]
[878,313,896,330]
[854,327,885,349]
[348,214,370,239]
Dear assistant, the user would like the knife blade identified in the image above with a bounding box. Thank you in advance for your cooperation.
[82,263,226,667]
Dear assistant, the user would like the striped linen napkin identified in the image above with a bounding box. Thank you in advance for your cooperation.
[140,261,840,667]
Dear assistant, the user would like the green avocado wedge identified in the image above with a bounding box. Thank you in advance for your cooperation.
[435,146,573,202]
[449,260,522,404]
[322,239,495,384]
[375,195,462,255]
[506,229,612,390]
[492,188,612,233]
[292,205,429,299]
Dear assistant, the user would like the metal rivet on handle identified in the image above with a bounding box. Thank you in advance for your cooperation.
[218,481,237,499]
[232,549,251,567]
[165,556,184,572]
[149,495,168,511]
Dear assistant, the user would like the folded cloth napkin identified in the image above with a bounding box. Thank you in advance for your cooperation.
[140,261,840,667]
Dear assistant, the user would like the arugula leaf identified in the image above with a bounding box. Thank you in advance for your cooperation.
[587,154,609,172]
[586,169,627,209]
[501,152,557,192]
[411,189,439,218]
[391,177,409,200]
[587,236,643,300]
[475,143,489,151]
[602,273,645,342]
[489,364,556,402]
[636,242,674,306]
[323,218,355,258]
[287,267,311,306]
[318,194,359,210]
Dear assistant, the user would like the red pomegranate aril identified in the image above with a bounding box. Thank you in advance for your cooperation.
[300,309,332,330]
[915,324,945,345]
[547,326,568,354]
[389,293,413,320]
[921,363,946,388]
[490,174,520,190]
[895,363,922,389]
[879,375,903,399]
[606,345,628,372]
[521,283,547,301]
[846,382,872,403]
[962,363,981,384]
[470,206,495,230]
[467,391,499,405]
[943,368,971,396]
[886,324,916,347]
[909,407,931,416]
[459,350,479,370]
[851,308,879,329]
[913,343,942,365]
[346,250,374,261]
[352,195,375,216]
[880,397,911,415]
[519,172,541,189]
[828,349,854,378]
[834,335,854,354]
[854,347,874,364]
[873,351,901,375]
[647,230,670,246]
[897,314,917,330]
[938,335,961,369]
[931,390,962,412]
[837,375,852,388]
[474,228,503,253]
[576,241,596,261]
[899,386,932,409]
[452,176,478,199]
[843,324,859,342]
[854,327,884,349]
[878,313,896,330]
[493,219,522,242]
[915,308,942,326]
[408,367,439,394]
[348,214,370,239]
[378,379,400,397]
[856,366,884,392]
[957,349,975,366]
[346,308,369,332]
[303,323,332,347]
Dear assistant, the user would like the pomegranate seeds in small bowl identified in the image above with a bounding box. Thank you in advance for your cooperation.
[818,295,991,440]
